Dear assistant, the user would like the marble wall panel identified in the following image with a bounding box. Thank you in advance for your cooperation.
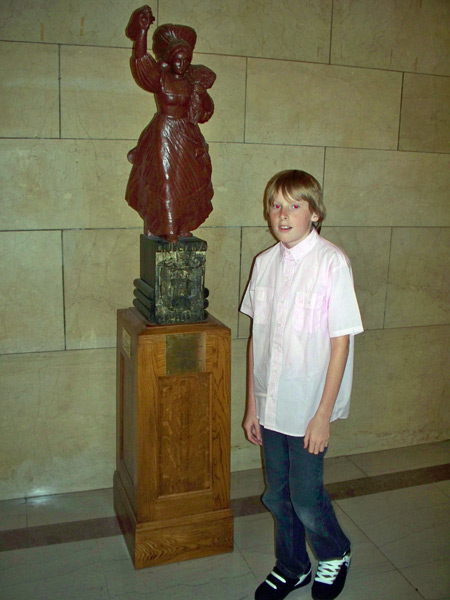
[194,227,241,337]
[238,226,277,338]
[246,59,402,149]
[0,231,64,354]
[61,46,245,143]
[322,227,391,331]
[0,139,141,230]
[208,143,324,228]
[324,148,450,227]
[0,0,139,46]
[159,0,332,63]
[0,42,59,138]
[331,0,450,76]
[385,228,450,329]
[60,45,144,140]
[197,55,246,143]
[399,74,450,154]
[0,348,116,500]
[63,229,140,350]
[230,338,262,471]
[329,327,450,457]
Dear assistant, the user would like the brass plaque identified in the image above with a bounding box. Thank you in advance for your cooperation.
[165,333,206,375]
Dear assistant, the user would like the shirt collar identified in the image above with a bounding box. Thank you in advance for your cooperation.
[279,228,319,262]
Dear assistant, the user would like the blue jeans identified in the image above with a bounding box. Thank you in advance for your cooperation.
[261,426,350,579]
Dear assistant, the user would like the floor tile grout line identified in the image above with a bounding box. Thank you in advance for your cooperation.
[333,499,426,597]
[230,542,260,588]
[396,555,450,600]
[95,536,115,600]
[396,568,427,600]
[434,480,450,499]
[345,454,371,478]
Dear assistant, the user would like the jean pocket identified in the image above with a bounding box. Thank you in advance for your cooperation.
[254,287,274,324]
[293,292,324,333]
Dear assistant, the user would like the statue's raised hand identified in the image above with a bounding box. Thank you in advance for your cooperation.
[126,5,155,41]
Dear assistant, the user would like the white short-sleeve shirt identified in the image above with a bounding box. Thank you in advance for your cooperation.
[240,229,364,437]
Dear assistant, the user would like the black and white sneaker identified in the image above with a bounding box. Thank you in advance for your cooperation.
[311,550,351,600]
[255,565,312,600]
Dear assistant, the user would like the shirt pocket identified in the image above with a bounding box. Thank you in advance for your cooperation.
[253,287,274,324]
[293,292,325,333]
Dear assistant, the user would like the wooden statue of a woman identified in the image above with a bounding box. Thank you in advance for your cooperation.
[125,5,216,242]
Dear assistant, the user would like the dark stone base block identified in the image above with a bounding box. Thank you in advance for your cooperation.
[134,235,208,324]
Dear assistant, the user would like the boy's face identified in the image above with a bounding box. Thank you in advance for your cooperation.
[268,191,318,248]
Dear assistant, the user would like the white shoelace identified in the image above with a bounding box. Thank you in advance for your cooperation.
[314,554,351,585]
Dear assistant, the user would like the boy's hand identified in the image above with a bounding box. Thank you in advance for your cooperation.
[243,413,263,446]
[304,414,330,455]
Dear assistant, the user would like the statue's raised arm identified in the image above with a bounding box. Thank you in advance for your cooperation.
[126,6,160,93]
[126,6,154,54]
[124,6,216,242]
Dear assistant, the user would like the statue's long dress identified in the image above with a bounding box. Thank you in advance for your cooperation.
[125,54,214,239]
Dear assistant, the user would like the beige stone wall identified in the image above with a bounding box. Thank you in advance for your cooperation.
[0,0,449,500]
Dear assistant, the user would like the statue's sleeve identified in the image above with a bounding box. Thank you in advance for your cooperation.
[130,53,161,93]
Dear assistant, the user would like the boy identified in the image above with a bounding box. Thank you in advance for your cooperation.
[240,170,363,600]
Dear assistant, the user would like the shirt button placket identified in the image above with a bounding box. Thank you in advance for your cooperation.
[266,251,295,424]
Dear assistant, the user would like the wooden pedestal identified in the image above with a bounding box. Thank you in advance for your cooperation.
[114,308,234,569]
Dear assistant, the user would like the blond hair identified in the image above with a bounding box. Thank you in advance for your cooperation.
[264,170,326,232]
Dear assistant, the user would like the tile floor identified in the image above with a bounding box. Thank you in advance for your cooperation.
[0,440,449,600]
